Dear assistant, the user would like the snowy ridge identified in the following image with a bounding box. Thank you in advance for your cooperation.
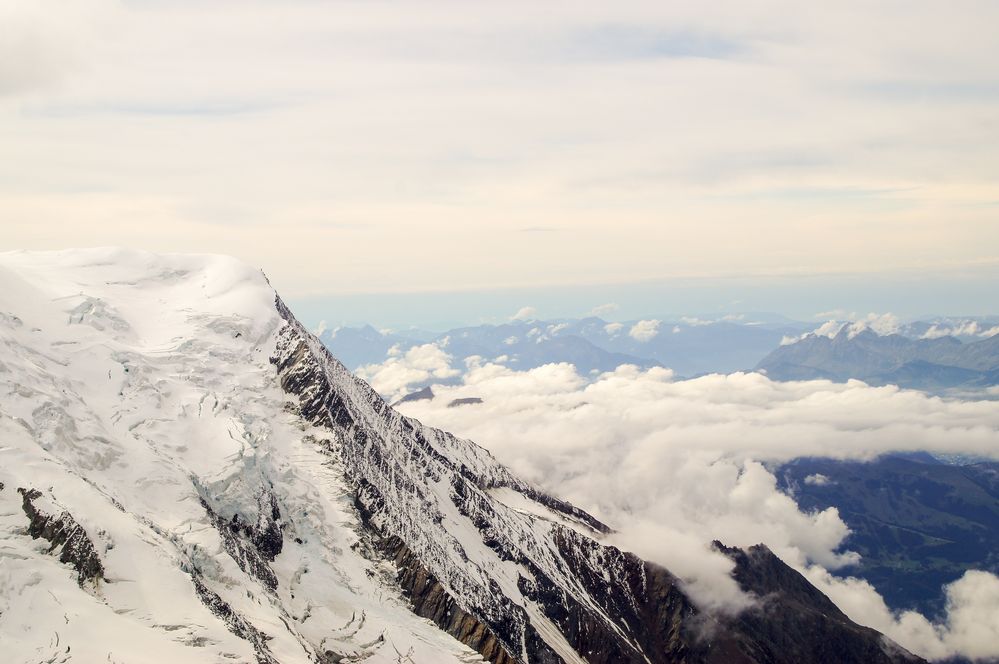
[273,298,648,662]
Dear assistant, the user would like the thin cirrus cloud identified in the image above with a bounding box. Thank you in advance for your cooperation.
[560,25,745,62]
[391,360,999,661]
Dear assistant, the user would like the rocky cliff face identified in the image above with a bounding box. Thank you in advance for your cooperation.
[18,487,105,587]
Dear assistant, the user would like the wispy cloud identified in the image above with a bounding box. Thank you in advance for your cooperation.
[564,26,746,62]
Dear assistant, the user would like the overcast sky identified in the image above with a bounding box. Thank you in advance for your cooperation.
[2,0,997,315]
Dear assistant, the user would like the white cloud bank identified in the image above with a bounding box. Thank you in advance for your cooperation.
[394,362,999,660]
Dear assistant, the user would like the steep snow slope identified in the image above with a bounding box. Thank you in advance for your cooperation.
[0,249,484,663]
[0,249,923,664]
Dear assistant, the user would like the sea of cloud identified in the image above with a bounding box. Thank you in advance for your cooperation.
[365,349,999,660]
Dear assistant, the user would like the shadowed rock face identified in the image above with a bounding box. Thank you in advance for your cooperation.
[199,492,283,591]
[391,385,435,407]
[271,295,926,664]
[717,542,922,664]
[383,535,518,664]
[192,574,277,664]
[19,487,104,587]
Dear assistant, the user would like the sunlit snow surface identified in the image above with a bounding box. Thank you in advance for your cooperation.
[0,249,487,663]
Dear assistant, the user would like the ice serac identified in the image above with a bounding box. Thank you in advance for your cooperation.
[270,295,926,664]
[0,249,924,664]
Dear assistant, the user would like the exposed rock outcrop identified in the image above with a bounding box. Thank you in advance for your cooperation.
[18,487,104,587]
[192,573,278,664]
[200,491,283,591]
[383,535,518,664]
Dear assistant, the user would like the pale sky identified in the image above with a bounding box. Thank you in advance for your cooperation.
[2,0,998,308]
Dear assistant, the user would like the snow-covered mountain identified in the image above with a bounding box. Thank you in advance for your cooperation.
[0,249,923,663]
[757,326,999,390]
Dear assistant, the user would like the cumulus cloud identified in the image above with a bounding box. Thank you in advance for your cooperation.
[355,342,459,399]
[510,306,537,321]
[847,312,901,338]
[804,473,831,486]
[811,320,849,338]
[395,362,999,660]
[589,303,619,317]
[604,322,624,335]
[628,319,660,342]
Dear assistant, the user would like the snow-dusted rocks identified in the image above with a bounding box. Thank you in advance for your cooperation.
[0,249,923,663]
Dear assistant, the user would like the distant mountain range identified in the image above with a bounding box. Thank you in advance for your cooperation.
[758,327,999,390]
[321,315,811,377]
